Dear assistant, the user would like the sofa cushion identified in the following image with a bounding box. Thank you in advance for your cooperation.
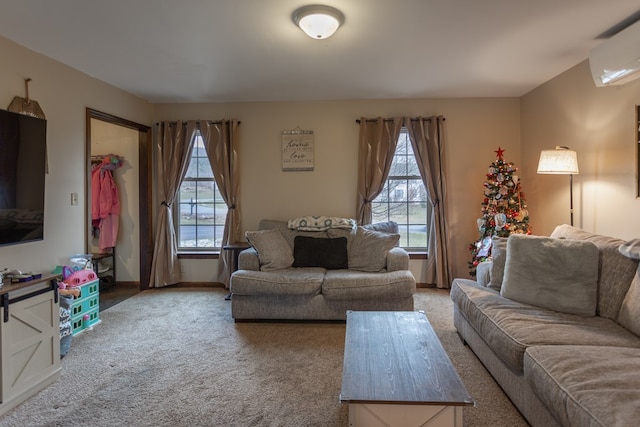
[322,270,415,300]
[475,261,492,287]
[617,263,640,336]
[245,229,294,271]
[488,236,507,291]
[451,279,640,373]
[292,236,348,269]
[362,221,400,246]
[362,220,399,233]
[328,226,400,272]
[525,345,640,427]
[501,234,599,317]
[230,268,325,296]
[550,224,638,320]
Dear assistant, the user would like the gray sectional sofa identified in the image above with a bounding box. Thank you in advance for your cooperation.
[451,224,640,426]
[230,219,416,321]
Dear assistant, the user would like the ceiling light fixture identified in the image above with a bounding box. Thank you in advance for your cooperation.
[292,5,344,39]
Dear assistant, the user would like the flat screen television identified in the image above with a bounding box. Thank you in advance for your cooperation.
[0,108,46,246]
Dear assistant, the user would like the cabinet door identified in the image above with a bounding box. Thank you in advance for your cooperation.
[1,289,60,404]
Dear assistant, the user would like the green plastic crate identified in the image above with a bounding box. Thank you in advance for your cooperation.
[71,307,100,335]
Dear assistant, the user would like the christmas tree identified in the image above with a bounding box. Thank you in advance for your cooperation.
[468,147,531,276]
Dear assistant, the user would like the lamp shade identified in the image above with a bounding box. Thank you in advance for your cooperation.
[537,146,579,174]
[292,5,344,39]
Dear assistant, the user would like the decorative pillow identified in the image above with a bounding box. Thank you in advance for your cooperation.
[551,224,638,321]
[245,229,294,271]
[488,236,508,291]
[292,236,348,269]
[500,234,599,317]
[348,226,400,272]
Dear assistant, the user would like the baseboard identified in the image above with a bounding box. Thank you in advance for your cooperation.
[416,283,437,288]
[175,282,226,288]
[113,281,139,287]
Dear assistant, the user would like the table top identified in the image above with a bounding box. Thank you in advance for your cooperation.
[222,242,250,251]
[0,273,59,297]
[340,310,474,406]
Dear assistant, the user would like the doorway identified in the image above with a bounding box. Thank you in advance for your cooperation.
[85,108,152,289]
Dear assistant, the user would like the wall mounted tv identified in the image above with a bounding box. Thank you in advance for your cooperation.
[0,108,46,246]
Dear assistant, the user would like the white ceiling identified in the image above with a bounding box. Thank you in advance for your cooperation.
[1,0,639,103]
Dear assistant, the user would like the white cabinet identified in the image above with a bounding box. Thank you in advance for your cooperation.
[0,275,61,416]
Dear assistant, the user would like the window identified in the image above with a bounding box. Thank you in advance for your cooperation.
[371,129,430,250]
[175,132,227,251]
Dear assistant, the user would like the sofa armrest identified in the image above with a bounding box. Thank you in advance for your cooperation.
[476,260,492,287]
[386,247,409,271]
[237,248,260,271]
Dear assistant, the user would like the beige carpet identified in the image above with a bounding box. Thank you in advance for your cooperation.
[0,288,528,427]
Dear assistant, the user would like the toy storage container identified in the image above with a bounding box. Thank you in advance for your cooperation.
[70,279,100,335]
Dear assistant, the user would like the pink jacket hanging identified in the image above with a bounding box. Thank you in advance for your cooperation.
[91,162,121,250]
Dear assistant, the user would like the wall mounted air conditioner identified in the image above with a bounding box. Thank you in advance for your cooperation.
[589,19,640,87]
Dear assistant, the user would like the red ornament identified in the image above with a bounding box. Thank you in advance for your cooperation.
[495,147,505,160]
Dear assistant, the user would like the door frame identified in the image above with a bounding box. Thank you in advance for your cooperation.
[85,108,152,289]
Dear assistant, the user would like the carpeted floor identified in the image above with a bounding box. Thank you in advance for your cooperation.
[0,288,529,427]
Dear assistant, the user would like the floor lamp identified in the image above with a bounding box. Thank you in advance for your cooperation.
[537,146,580,226]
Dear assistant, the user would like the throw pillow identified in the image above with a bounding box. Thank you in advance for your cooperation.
[488,236,508,291]
[292,236,348,269]
[245,229,294,271]
[348,226,400,272]
[500,234,599,317]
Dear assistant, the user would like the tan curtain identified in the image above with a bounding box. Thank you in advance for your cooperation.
[148,121,198,288]
[356,117,404,224]
[200,120,241,287]
[405,116,451,288]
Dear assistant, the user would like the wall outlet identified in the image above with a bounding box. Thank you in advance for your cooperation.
[70,192,78,206]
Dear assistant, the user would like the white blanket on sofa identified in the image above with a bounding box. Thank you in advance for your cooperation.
[287,216,356,231]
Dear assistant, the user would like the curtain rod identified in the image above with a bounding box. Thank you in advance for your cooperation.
[355,117,445,124]
[155,120,241,126]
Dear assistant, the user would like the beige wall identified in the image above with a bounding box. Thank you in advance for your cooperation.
[155,99,521,282]
[0,35,152,274]
[521,60,640,240]
[6,26,638,288]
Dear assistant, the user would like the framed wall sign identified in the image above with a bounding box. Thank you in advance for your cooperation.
[282,127,314,171]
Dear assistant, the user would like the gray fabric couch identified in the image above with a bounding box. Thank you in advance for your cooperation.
[451,224,640,426]
[230,219,416,321]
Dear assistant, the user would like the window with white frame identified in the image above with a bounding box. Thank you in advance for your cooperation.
[175,132,227,250]
[371,128,430,250]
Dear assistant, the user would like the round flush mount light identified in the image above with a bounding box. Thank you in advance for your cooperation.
[292,4,345,39]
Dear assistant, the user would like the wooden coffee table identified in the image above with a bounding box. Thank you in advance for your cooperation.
[340,311,474,427]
